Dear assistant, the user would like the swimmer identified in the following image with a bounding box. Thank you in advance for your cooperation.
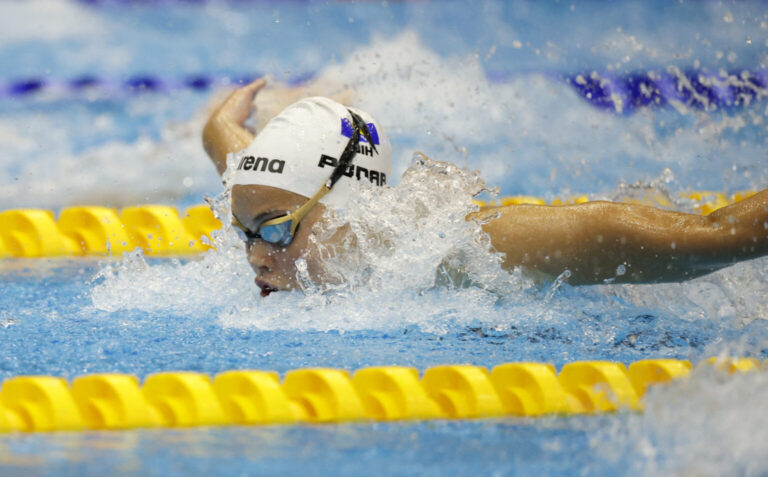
[203,78,768,295]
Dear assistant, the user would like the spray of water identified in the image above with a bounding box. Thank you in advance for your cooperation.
[89,32,768,333]
[90,186,257,314]
[319,32,768,195]
[596,365,768,476]
[303,154,523,295]
[93,151,540,332]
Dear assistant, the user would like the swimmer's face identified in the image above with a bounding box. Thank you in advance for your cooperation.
[231,184,341,295]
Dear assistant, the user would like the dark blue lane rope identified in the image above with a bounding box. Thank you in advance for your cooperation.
[0,73,302,99]
[1,70,766,114]
[564,68,768,114]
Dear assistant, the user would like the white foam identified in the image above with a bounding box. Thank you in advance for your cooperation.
[307,156,516,294]
[90,192,257,314]
[0,0,107,43]
[597,365,768,476]
[91,156,537,332]
[600,258,768,326]
[3,32,765,209]
[316,32,768,194]
[0,100,220,209]
[87,32,768,332]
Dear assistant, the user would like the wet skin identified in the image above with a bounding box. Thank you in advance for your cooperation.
[231,184,342,294]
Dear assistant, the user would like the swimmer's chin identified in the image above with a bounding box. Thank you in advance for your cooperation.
[255,280,280,297]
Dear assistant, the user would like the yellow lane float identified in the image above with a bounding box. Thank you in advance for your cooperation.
[0,357,760,433]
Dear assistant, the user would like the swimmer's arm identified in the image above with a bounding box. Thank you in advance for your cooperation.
[473,189,768,284]
[202,78,266,175]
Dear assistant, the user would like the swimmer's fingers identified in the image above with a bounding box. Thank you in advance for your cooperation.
[220,78,267,124]
[240,77,267,96]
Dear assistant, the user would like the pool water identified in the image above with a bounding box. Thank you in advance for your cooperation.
[2,0,768,475]
[1,417,628,476]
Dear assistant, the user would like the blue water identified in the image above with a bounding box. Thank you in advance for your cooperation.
[2,0,768,475]
[0,417,628,477]
[4,261,764,380]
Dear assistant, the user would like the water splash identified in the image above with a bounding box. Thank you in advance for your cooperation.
[90,149,767,342]
[304,155,522,295]
[597,365,768,476]
[0,97,219,209]
[0,0,106,43]
[84,30,768,338]
[319,32,768,194]
[90,187,257,314]
[601,258,768,330]
[3,32,766,208]
[86,148,548,334]
[218,155,534,332]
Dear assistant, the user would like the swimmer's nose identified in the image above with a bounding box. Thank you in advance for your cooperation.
[245,244,276,275]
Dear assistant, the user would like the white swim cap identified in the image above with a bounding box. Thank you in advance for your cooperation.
[231,96,392,209]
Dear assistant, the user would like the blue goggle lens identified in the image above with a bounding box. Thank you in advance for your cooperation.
[258,220,294,245]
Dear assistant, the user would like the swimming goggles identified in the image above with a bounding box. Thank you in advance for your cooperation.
[233,110,377,247]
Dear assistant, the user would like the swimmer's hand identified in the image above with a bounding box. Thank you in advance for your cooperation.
[219,78,266,127]
[203,78,267,174]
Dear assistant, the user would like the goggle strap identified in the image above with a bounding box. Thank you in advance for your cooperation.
[261,184,332,235]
